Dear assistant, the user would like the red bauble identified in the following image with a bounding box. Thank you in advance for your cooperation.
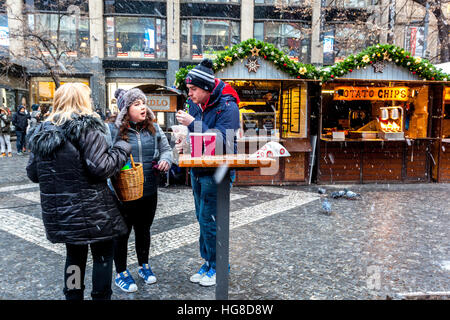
[431,77,435,80]
[412,71,416,74]
[297,76,300,79]
[330,75,334,78]
[406,55,409,59]
[264,56,267,59]
[283,63,287,67]
[349,69,353,72]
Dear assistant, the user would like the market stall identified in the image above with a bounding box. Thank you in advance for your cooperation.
[184,39,320,186]
[135,83,184,134]
[436,86,450,181]
[317,45,449,184]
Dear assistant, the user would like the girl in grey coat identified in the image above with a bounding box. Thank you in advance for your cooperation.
[109,87,172,293]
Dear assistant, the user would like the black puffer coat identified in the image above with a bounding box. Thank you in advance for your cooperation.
[26,115,131,245]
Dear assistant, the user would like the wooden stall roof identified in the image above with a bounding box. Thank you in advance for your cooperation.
[215,58,296,81]
[333,61,421,81]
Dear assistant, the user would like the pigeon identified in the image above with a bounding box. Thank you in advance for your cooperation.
[331,190,346,199]
[345,190,362,200]
[321,198,332,214]
[318,188,326,195]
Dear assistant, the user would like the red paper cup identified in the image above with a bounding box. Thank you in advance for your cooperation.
[203,133,217,156]
[189,133,203,157]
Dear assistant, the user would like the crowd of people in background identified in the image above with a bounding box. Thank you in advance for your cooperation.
[0,102,117,158]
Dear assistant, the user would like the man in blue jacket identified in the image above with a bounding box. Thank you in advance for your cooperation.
[176,58,240,287]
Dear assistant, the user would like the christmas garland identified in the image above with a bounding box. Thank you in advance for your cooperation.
[175,42,449,93]
[174,38,319,93]
[319,44,449,83]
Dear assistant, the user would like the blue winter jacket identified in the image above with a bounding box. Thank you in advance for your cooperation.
[185,79,240,176]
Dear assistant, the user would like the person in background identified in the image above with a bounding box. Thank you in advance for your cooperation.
[29,104,41,131]
[109,87,172,293]
[12,105,30,155]
[0,107,12,157]
[175,58,240,287]
[26,83,131,300]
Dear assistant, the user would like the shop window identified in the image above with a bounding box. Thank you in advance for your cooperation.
[323,24,378,65]
[0,13,8,51]
[30,78,89,108]
[324,0,376,8]
[255,0,307,4]
[26,13,90,57]
[254,21,311,63]
[104,0,166,15]
[182,0,240,3]
[404,26,426,58]
[0,88,16,113]
[105,16,166,59]
[181,19,240,60]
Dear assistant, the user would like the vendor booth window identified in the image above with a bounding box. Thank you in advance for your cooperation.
[443,88,450,138]
[26,13,90,57]
[254,21,311,63]
[323,24,378,65]
[181,19,240,60]
[105,16,166,59]
[321,84,430,141]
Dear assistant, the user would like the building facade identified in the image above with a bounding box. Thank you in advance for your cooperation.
[0,0,448,112]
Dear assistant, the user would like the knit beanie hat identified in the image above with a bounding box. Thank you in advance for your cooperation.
[31,104,40,111]
[114,88,154,128]
[186,59,215,92]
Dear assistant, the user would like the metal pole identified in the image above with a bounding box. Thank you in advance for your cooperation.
[215,169,230,300]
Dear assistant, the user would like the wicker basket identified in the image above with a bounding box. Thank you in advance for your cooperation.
[113,154,144,202]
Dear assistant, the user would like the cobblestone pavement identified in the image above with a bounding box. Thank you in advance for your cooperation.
[0,150,449,300]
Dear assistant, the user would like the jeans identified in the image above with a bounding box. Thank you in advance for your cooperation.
[64,240,114,300]
[15,130,25,153]
[0,134,11,153]
[191,170,222,269]
[113,193,158,273]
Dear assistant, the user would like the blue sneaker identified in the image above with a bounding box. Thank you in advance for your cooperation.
[199,267,216,287]
[115,270,138,293]
[190,263,209,283]
[138,263,157,284]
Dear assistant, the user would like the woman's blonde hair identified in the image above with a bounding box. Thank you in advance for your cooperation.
[46,82,98,125]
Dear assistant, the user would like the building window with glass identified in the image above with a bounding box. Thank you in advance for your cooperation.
[24,1,90,58]
[181,19,240,60]
[255,0,306,4]
[323,23,378,64]
[324,0,375,8]
[0,12,8,53]
[104,1,167,59]
[254,21,311,63]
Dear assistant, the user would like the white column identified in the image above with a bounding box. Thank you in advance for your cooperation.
[6,0,24,55]
[310,0,322,64]
[240,0,254,41]
[167,0,180,61]
[88,0,104,59]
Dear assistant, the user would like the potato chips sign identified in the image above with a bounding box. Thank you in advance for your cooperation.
[334,87,409,101]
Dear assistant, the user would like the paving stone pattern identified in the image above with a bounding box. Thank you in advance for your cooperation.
[0,151,449,300]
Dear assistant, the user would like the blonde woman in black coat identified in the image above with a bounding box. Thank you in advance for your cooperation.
[26,83,131,300]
